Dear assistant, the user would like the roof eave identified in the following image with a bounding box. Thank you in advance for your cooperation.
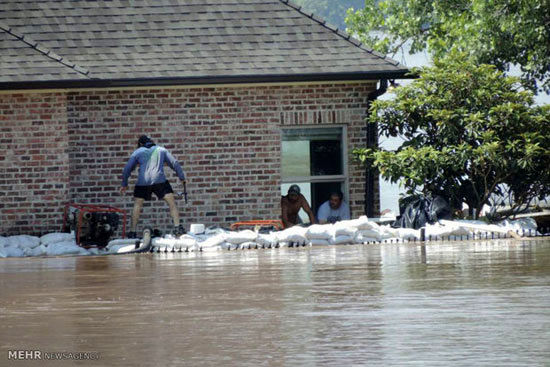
[0,71,413,91]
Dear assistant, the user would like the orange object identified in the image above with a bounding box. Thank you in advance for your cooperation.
[230,220,283,231]
[63,203,127,247]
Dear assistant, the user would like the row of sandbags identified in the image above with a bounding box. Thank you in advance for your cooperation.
[0,232,101,257]
[145,216,541,253]
[1,217,541,258]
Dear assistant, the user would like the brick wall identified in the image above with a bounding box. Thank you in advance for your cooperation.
[1,82,379,235]
[0,93,69,235]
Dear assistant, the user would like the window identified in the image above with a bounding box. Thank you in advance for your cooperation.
[281,126,347,222]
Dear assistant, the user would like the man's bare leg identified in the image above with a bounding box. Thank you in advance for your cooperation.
[131,198,145,232]
[163,193,180,226]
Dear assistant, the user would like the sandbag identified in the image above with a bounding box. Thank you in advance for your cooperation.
[200,233,227,249]
[238,241,257,250]
[277,226,308,243]
[8,235,41,249]
[306,224,333,240]
[46,241,87,256]
[332,221,358,237]
[354,232,380,243]
[424,223,467,239]
[499,218,539,234]
[24,245,47,257]
[329,235,354,245]
[379,226,400,239]
[351,216,380,231]
[356,229,381,241]
[257,233,278,247]
[308,239,330,246]
[0,236,8,247]
[225,230,258,244]
[3,246,24,257]
[40,232,75,246]
[397,228,421,240]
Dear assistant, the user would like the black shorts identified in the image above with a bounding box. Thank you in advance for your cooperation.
[134,181,174,201]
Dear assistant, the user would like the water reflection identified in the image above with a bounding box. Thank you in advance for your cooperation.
[0,239,549,366]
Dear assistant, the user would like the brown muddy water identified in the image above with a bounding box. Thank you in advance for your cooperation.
[1,239,550,367]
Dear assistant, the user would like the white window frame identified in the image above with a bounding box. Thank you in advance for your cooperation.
[280,125,349,202]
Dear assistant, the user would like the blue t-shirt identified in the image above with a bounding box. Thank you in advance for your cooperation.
[317,200,350,223]
[122,144,185,187]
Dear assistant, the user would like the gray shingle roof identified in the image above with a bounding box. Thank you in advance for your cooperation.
[0,0,409,89]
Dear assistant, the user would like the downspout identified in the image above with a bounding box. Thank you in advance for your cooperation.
[364,79,388,217]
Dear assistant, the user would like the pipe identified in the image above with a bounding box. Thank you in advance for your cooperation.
[365,79,388,217]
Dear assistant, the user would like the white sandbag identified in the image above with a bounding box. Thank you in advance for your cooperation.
[225,230,258,244]
[353,216,380,230]
[308,239,331,246]
[4,246,25,257]
[379,226,400,239]
[153,235,197,247]
[332,221,358,237]
[0,247,7,258]
[200,233,227,249]
[354,232,380,243]
[23,244,47,257]
[499,218,540,234]
[46,241,87,256]
[257,233,278,247]
[40,232,74,246]
[238,241,257,250]
[277,226,308,243]
[306,224,333,240]
[329,235,354,245]
[0,236,8,247]
[425,223,465,239]
[88,248,101,255]
[218,242,234,250]
[356,229,381,241]
[8,235,41,249]
[397,228,421,240]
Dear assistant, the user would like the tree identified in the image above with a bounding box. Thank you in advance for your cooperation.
[345,0,550,93]
[353,53,550,218]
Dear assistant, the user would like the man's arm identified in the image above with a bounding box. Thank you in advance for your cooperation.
[164,149,186,181]
[301,196,316,224]
[121,154,138,187]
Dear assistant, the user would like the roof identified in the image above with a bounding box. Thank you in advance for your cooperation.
[0,0,409,90]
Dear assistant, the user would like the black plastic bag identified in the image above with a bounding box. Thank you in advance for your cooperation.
[394,195,452,229]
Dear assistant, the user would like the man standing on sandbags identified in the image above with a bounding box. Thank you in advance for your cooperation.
[317,191,350,224]
[281,184,316,228]
[120,135,186,238]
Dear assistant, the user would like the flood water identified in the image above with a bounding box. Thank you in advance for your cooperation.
[1,239,550,366]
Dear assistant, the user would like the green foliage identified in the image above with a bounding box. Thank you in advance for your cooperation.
[353,53,550,216]
[292,0,364,30]
[345,0,550,93]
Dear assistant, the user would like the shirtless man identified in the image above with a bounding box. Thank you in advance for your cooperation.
[281,184,316,228]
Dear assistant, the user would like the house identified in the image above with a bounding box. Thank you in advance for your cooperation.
[0,0,408,235]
